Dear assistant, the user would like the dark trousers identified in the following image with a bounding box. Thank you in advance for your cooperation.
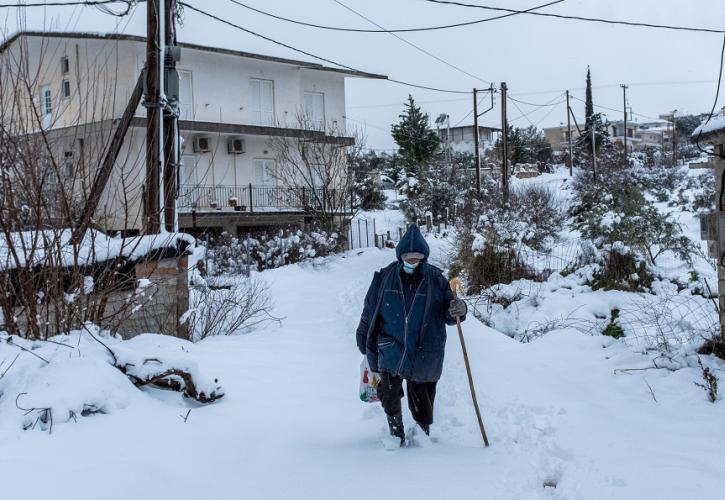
[379,372,437,426]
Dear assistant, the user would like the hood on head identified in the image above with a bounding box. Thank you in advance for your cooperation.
[395,225,430,263]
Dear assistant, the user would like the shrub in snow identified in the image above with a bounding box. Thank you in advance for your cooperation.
[0,327,223,432]
[204,229,340,276]
[185,278,277,341]
[569,165,697,291]
[450,184,565,293]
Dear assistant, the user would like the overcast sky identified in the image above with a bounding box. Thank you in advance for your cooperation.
[6,0,725,150]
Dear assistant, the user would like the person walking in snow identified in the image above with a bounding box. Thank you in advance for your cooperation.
[356,225,467,445]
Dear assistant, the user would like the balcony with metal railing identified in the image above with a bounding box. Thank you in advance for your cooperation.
[177,184,352,213]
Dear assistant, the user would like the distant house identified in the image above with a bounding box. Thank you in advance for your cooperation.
[437,124,500,155]
[543,123,583,152]
[0,31,386,234]
[606,120,640,152]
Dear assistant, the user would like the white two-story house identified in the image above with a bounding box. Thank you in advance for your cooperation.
[0,32,386,234]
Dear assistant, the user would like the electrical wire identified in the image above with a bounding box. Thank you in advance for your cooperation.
[179,1,471,94]
[508,93,565,107]
[692,30,725,207]
[569,94,659,121]
[226,0,564,33]
[0,0,135,11]
[332,0,490,86]
[422,0,725,35]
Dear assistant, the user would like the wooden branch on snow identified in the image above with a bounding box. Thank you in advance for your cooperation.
[115,361,223,404]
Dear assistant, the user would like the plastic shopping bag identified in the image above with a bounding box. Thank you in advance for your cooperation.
[359,357,381,403]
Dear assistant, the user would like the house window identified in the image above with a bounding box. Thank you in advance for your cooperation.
[253,159,276,187]
[40,86,52,115]
[62,79,71,98]
[60,56,69,75]
[303,91,325,130]
[250,78,274,126]
[178,70,193,120]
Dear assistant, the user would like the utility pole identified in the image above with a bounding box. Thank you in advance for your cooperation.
[144,0,164,234]
[473,87,481,193]
[566,90,573,176]
[621,84,628,166]
[163,0,180,232]
[500,82,509,205]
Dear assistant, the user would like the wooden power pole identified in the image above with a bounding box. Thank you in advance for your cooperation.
[163,0,180,232]
[621,84,628,166]
[473,88,481,193]
[144,0,163,234]
[500,82,509,205]
[566,90,573,176]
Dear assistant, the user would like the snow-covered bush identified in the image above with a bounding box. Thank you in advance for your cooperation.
[450,184,565,293]
[186,278,277,341]
[0,327,223,432]
[569,166,697,291]
[204,229,340,276]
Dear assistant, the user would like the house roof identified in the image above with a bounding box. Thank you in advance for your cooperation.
[692,114,725,143]
[0,31,388,80]
[446,123,501,132]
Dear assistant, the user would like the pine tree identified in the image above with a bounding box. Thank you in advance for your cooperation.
[391,95,440,170]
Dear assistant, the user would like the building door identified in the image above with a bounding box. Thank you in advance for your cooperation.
[250,78,274,126]
[178,154,198,209]
[253,159,277,208]
[178,70,193,120]
[303,91,325,130]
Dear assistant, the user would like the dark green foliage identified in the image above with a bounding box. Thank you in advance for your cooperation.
[675,114,703,138]
[576,67,610,155]
[391,95,440,169]
[494,124,553,165]
[602,308,625,339]
[349,151,389,210]
[589,249,652,292]
[570,166,696,269]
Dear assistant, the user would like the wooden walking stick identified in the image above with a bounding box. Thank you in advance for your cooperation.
[449,277,490,447]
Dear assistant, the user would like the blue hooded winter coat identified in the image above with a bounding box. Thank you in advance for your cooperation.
[355,225,465,382]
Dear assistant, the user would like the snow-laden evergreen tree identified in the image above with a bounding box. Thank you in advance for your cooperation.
[577,66,610,154]
[391,95,440,170]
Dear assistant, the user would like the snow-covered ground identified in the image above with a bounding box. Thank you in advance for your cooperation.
[2,167,725,499]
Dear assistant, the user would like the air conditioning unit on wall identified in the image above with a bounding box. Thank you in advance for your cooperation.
[193,136,210,153]
[227,137,245,154]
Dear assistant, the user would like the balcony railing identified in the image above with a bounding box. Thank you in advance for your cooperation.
[178,184,352,212]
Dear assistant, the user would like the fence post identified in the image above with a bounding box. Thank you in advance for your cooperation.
[365,219,369,247]
[248,183,254,213]
[387,230,391,244]
[357,219,362,249]
[245,232,251,277]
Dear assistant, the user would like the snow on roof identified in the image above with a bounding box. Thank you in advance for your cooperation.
[0,230,196,271]
[692,114,725,142]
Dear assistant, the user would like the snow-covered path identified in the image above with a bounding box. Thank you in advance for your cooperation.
[2,243,725,499]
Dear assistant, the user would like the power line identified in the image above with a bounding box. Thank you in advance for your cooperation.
[0,0,135,10]
[180,1,471,94]
[508,93,566,124]
[225,0,564,33]
[332,0,490,86]
[569,94,660,121]
[422,0,725,35]
[696,29,725,170]
[508,93,565,107]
